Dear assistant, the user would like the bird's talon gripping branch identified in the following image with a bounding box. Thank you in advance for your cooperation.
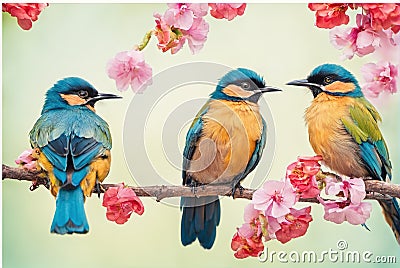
[95,182,105,198]
[29,177,50,191]
[230,183,244,198]
[238,184,244,196]
[188,181,200,194]
[29,180,40,191]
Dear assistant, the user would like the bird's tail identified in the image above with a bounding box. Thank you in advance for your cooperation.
[180,196,220,249]
[378,198,400,244]
[51,186,89,234]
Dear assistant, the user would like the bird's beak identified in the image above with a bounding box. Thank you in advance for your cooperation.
[95,93,122,101]
[259,86,282,93]
[85,93,122,105]
[286,79,322,89]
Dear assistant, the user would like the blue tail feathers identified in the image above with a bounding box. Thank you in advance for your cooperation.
[51,187,89,234]
[181,196,220,249]
[379,198,400,244]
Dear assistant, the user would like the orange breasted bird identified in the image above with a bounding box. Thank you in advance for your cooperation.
[181,68,281,249]
[29,77,121,234]
[287,63,400,244]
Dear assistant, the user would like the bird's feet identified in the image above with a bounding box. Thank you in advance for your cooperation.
[231,183,244,198]
[29,171,50,191]
[95,182,105,198]
[187,180,205,195]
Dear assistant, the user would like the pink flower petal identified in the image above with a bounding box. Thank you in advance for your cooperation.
[102,183,145,224]
[107,50,152,93]
[15,149,37,171]
[308,3,350,29]
[208,3,247,21]
[2,3,48,30]
[361,61,398,97]
[243,203,260,223]
[238,223,254,238]
[252,180,297,218]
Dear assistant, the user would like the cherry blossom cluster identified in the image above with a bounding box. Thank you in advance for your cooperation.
[319,176,371,225]
[308,3,399,98]
[2,3,48,30]
[231,155,371,259]
[102,183,145,224]
[106,3,246,93]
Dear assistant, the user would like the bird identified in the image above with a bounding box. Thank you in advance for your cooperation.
[287,63,400,244]
[29,77,121,234]
[181,68,281,249]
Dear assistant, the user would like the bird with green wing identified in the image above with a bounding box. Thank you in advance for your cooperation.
[287,63,400,244]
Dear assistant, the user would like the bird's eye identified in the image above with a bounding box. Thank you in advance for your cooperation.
[324,76,333,84]
[78,90,89,98]
[241,82,250,90]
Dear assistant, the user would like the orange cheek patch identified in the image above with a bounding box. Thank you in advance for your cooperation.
[325,81,355,93]
[86,105,95,112]
[60,94,86,106]
[222,85,254,98]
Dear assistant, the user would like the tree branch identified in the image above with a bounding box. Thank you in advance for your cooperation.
[3,164,399,202]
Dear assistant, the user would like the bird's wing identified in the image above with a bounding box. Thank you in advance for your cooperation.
[340,97,391,181]
[182,101,210,185]
[233,117,267,185]
[30,111,112,185]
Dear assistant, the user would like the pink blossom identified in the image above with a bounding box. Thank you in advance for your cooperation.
[164,3,208,31]
[153,12,208,55]
[243,204,261,224]
[239,204,267,238]
[107,50,152,93]
[308,3,351,29]
[361,61,398,97]
[275,207,313,244]
[2,3,48,30]
[318,196,372,225]
[252,180,297,218]
[325,177,366,204]
[208,3,246,21]
[330,14,388,60]
[232,204,265,258]
[154,13,185,54]
[241,204,282,241]
[15,149,37,171]
[231,230,264,259]
[102,183,144,224]
[286,155,322,198]
[182,17,209,54]
[360,4,400,34]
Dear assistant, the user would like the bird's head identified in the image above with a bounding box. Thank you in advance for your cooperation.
[286,64,363,98]
[211,68,281,103]
[42,77,121,113]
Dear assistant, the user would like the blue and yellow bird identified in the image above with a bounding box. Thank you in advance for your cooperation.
[287,63,400,244]
[181,68,281,249]
[29,77,120,234]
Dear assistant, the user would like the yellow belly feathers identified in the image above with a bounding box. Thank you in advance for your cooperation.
[188,99,263,184]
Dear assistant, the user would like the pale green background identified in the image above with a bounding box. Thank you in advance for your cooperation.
[2,3,400,268]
